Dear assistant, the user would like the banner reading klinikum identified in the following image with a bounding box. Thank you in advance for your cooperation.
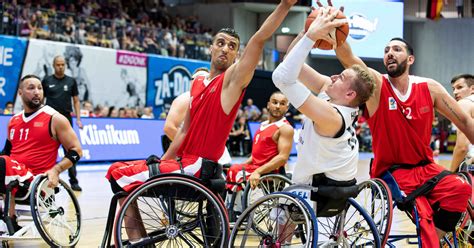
[19,39,147,110]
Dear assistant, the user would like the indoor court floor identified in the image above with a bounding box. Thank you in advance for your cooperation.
[3,153,457,247]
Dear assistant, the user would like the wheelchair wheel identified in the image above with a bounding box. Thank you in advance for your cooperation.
[229,192,316,247]
[242,174,292,211]
[114,176,229,247]
[30,175,81,247]
[355,179,393,246]
[441,172,473,247]
[317,198,381,247]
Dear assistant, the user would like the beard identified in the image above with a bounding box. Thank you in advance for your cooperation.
[24,98,43,110]
[385,58,408,78]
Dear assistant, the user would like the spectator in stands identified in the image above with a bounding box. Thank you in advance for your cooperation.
[3,102,14,115]
[107,106,118,117]
[244,98,261,120]
[456,0,464,18]
[228,116,251,156]
[141,107,155,119]
[76,22,87,45]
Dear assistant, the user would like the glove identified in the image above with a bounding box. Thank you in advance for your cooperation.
[146,154,161,165]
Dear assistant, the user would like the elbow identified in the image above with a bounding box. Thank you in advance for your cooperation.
[272,69,285,88]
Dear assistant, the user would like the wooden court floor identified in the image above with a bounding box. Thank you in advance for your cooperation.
[3,154,457,247]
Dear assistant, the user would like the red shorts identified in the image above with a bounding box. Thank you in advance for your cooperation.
[105,155,205,193]
[0,155,35,194]
[225,163,260,191]
[392,162,471,247]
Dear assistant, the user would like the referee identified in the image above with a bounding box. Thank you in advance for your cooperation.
[42,55,83,191]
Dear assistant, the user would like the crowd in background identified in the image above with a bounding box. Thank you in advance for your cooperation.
[1,0,214,60]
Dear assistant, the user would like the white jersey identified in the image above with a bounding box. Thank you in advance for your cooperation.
[292,92,359,184]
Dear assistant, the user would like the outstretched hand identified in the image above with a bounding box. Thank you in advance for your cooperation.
[305,6,347,46]
[316,0,344,12]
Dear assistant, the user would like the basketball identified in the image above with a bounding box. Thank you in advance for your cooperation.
[304,8,349,50]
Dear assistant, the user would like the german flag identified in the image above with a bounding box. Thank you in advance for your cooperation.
[426,0,444,20]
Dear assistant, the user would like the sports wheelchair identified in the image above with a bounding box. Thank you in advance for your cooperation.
[224,165,292,222]
[366,168,473,247]
[0,175,81,247]
[101,160,230,247]
[229,174,382,247]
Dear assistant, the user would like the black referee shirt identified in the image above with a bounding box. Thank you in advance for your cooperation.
[41,74,79,115]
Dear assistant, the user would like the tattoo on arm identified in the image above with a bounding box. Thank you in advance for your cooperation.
[442,98,462,123]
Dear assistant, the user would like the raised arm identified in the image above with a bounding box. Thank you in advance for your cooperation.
[163,92,190,140]
[430,80,474,145]
[225,0,297,90]
[248,124,294,189]
[272,7,347,137]
[286,31,331,94]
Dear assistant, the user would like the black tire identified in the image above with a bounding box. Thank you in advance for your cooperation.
[114,176,229,247]
[229,192,316,247]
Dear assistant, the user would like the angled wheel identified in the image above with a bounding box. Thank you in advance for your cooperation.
[242,174,292,211]
[30,175,81,247]
[114,175,229,247]
[229,192,316,247]
[317,198,381,247]
[355,179,393,246]
[441,171,473,247]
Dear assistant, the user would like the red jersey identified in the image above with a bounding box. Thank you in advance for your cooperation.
[178,73,245,162]
[252,118,289,166]
[8,106,61,175]
[367,75,434,177]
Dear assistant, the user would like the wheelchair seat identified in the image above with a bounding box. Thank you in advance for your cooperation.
[309,174,358,217]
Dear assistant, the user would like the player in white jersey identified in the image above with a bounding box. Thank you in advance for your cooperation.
[272,7,375,184]
[450,74,474,170]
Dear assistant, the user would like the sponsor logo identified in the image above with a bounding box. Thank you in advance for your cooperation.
[388,97,397,110]
[49,84,55,88]
[116,51,147,67]
[79,124,140,145]
[348,13,378,41]
[34,122,43,127]
[154,66,192,106]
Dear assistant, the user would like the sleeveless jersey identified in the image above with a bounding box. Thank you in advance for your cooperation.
[178,72,245,162]
[252,118,289,166]
[8,106,61,175]
[367,75,434,178]
[292,92,359,184]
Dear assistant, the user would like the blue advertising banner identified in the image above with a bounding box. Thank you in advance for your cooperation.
[146,55,209,117]
[0,115,165,162]
[76,117,164,162]
[310,0,404,59]
[248,121,302,156]
[0,35,27,110]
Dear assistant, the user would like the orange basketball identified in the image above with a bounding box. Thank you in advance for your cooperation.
[305,8,349,50]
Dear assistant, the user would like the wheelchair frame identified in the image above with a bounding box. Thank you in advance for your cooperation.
[0,175,81,248]
[101,173,230,248]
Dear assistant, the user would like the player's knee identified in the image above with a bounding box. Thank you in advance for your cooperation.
[109,177,124,194]
[433,208,463,232]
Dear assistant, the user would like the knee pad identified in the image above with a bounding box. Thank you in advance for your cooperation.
[433,208,463,232]
[109,178,124,194]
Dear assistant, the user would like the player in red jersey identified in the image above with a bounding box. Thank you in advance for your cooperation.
[335,35,474,245]
[226,92,294,191]
[0,74,82,229]
[106,0,297,242]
